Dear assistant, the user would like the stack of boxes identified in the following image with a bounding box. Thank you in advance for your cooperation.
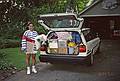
[48,39,68,54]
[47,31,81,55]
[48,39,58,54]
[58,40,68,54]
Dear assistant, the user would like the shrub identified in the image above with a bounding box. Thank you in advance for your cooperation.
[0,51,12,70]
[0,38,20,49]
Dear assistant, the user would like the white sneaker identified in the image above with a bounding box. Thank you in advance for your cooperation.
[32,66,37,73]
[27,67,30,75]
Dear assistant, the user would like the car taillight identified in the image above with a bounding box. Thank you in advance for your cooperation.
[39,45,46,51]
[79,44,86,52]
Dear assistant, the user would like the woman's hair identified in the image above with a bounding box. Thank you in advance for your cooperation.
[27,21,32,26]
[26,21,32,30]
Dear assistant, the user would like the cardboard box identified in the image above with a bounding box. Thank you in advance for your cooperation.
[68,47,74,54]
[58,47,68,54]
[68,46,79,55]
[48,48,58,54]
[73,46,79,55]
[48,39,58,48]
[58,40,67,48]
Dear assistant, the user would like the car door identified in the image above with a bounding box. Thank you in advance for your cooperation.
[84,31,100,55]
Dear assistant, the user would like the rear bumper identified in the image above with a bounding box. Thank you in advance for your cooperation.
[39,55,89,63]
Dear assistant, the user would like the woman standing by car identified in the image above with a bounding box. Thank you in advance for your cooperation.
[21,21,38,75]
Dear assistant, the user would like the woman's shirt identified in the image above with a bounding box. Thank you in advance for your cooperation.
[21,30,38,50]
[23,30,38,40]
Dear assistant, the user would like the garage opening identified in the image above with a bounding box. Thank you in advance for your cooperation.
[83,16,120,39]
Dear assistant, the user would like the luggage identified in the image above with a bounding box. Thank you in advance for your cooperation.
[56,32,72,40]
[58,40,68,54]
[58,47,68,54]
[48,39,59,54]
[48,39,58,48]
[58,40,67,48]
[71,32,81,44]
[68,42,76,47]
[68,47,74,54]
[47,31,80,55]
[48,48,58,54]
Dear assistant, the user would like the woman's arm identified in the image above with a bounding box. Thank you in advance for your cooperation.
[21,31,28,52]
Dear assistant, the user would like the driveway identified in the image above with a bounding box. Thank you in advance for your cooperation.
[5,40,120,81]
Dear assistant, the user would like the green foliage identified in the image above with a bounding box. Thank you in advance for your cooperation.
[0,48,26,70]
[0,38,20,49]
[0,51,11,70]
[0,0,89,39]
[0,48,40,70]
[77,0,89,11]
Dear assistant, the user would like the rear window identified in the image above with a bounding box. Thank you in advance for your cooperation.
[40,15,80,28]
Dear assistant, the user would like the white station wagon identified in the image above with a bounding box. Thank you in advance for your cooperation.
[36,13,101,65]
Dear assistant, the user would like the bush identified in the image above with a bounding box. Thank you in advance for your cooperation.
[0,51,12,70]
[0,38,20,49]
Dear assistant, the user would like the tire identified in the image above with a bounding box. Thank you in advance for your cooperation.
[86,53,94,66]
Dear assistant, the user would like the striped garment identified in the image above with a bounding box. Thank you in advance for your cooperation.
[21,30,38,53]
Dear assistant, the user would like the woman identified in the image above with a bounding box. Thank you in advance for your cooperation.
[21,22,38,75]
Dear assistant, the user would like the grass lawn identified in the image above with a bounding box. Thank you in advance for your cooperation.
[0,48,40,70]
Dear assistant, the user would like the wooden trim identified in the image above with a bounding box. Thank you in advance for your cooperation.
[80,14,120,17]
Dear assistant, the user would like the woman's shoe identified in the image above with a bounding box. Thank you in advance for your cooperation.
[27,67,30,75]
[32,66,37,73]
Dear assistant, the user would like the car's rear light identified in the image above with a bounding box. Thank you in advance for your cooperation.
[39,45,46,51]
[79,43,86,52]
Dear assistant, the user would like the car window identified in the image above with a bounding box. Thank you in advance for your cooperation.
[84,31,97,42]
[40,15,80,28]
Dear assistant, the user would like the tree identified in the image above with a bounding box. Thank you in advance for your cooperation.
[0,0,89,39]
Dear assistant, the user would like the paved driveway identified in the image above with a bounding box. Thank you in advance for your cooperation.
[5,40,120,81]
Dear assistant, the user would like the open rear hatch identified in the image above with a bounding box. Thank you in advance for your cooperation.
[38,13,84,55]
[38,13,84,31]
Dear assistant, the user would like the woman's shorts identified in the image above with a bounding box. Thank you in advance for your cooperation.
[26,41,37,54]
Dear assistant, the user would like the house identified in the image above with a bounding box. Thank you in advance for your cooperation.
[79,0,120,39]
